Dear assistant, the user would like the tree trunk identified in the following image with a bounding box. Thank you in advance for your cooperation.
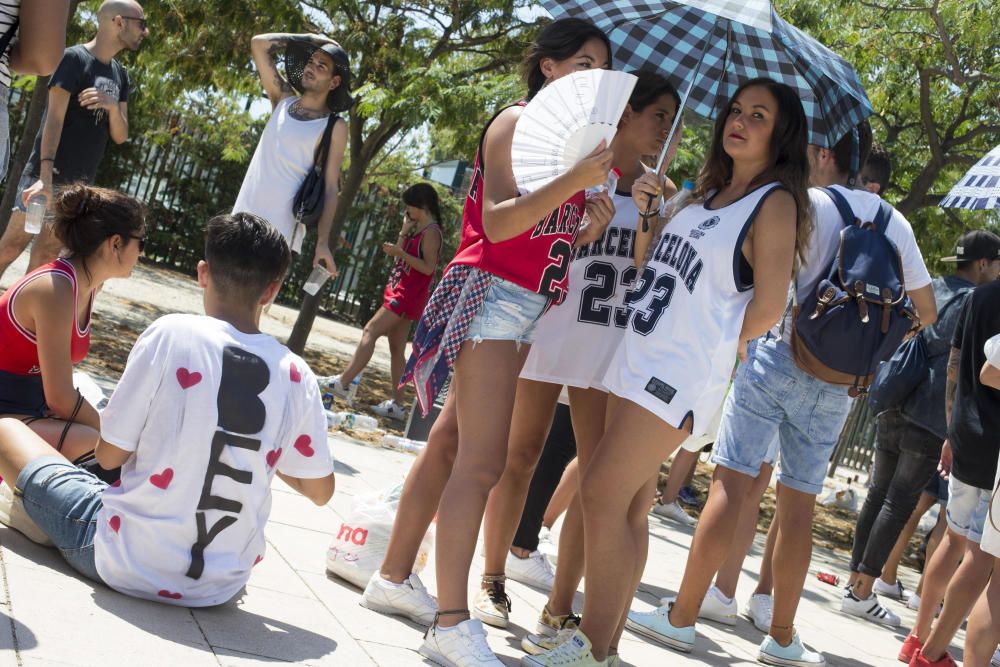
[286,158,368,353]
[0,77,48,235]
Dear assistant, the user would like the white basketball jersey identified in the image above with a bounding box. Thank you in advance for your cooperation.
[521,191,639,389]
[602,182,783,435]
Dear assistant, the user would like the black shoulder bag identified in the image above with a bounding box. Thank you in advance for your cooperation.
[293,113,339,229]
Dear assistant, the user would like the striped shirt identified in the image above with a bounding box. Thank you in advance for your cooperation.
[0,0,19,88]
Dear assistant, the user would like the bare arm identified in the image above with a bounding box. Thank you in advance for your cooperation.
[9,0,70,75]
[250,33,332,107]
[312,118,348,271]
[481,106,613,243]
[945,345,960,425]
[95,439,131,469]
[26,86,72,204]
[630,174,678,268]
[277,471,335,505]
[981,360,1000,390]
[384,225,442,276]
[907,283,937,330]
[736,190,798,360]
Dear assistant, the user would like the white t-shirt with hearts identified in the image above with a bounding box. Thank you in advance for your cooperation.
[94,313,334,607]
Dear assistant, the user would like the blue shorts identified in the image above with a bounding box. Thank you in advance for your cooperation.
[712,335,852,495]
[465,276,549,346]
[945,476,990,544]
[15,456,106,582]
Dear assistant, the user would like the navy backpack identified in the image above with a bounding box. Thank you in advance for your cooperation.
[789,188,918,396]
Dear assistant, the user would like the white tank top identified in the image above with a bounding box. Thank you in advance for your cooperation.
[233,97,329,252]
[602,182,783,435]
[521,190,638,390]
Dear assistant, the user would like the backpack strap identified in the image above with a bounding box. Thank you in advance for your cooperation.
[871,199,894,235]
[821,187,855,227]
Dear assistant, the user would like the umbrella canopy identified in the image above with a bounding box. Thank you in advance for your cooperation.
[542,0,873,149]
[940,144,1000,211]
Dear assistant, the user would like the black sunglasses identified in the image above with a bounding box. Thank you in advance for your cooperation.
[120,16,148,30]
[131,235,147,252]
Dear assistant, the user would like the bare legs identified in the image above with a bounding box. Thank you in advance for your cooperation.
[910,527,970,640]
[0,414,99,470]
[434,340,528,627]
[0,210,31,282]
[714,462,774,599]
[767,483,818,645]
[482,379,561,575]
[964,561,1000,667]
[540,458,577,532]
[660,447,699,505]
[379,388,458,583]
[339,306,408,398]
[0,418,91,489]
[578,398,688,660]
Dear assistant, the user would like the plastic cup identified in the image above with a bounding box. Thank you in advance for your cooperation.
[24,195,47,234]
[302,264,332,295]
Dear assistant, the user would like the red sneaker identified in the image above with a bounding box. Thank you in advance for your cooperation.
[898,634,922,663]
[908,648,957,667]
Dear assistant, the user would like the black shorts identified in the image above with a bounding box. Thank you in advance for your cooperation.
[0,370,47,417]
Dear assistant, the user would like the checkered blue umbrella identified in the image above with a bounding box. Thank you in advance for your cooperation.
[940,144,1000,211]
[542,0,874,152]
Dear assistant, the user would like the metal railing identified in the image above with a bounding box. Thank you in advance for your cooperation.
[828,399,877,476]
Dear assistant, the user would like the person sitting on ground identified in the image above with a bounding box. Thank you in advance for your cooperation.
[327,183,443,419]
[0,213,335,606]
[0,185,145,522]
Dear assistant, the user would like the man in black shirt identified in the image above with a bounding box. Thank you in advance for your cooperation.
[0,0,146,281]
[906,258,1000,666]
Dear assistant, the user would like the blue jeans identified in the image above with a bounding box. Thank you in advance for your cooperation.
[465,275,549,346]
[16,456,107,582]
[712,335,852,495]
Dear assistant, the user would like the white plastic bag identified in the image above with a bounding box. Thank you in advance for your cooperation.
[325,482,434,588]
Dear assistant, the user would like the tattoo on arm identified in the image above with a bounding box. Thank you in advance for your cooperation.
[265,40,292,94]
[945,346,960,425]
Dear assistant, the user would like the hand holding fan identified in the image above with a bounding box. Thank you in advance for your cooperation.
[511,69,637,195]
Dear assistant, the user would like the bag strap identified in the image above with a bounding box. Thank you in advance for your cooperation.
[312,113,339,170]
[821,187,856,227]
[0,18,19,63]
[871,199,894,235]
[56,389,84,453]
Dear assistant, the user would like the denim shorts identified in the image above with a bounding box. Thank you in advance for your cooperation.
[945,476,991,544]
[12,169,38,214]
[712,335,852,495]
[15,456,107,581]
[464,275,549,346]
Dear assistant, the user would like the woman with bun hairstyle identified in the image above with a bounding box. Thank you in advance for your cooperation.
[327,183,443,420]
[378,17,615,667]
[0,185,145,482]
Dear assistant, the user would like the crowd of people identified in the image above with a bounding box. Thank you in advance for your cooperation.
[0,5,998,667]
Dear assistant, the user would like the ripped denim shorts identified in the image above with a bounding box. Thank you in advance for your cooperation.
[464,275,550,346]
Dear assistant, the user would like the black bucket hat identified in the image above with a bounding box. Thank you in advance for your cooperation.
[284,38,354,113]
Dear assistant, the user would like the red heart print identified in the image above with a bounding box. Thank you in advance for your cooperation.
[110,479,121,488]
[265,448,282,468]
[176,368,202,389]
[253,555,263,566]
[108,515,121,533]
[149,468,174,490]
[157,590,183,599]
[293,435,315,457]
[290,363,301,383]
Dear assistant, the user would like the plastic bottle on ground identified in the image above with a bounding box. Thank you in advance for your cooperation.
[381,434,427,454]
[327,411,379,432]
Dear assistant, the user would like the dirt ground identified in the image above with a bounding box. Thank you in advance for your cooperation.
[6,257,920,573]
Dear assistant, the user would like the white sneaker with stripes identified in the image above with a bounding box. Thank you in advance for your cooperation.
[839,587,901,627]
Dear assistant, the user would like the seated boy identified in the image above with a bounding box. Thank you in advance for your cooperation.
[0,212,335,606]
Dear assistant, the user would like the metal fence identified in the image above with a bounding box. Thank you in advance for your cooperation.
[828,398,877,476]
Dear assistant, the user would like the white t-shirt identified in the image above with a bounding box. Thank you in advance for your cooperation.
[986,333,1000,368]
[95,314,334,607]
[780,185,933,341]
[983,333,1000,557]
[233,97,330,253]
[521,190,638,390]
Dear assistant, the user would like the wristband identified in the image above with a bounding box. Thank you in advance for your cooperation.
[40,158,55,163]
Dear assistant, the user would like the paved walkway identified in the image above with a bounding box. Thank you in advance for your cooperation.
[0,433,949,666]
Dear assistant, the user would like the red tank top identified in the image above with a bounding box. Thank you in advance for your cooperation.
[383,223,440,305]
[0,258,94,376]
[448,102,586,305]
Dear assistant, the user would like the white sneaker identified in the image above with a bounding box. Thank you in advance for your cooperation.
[659,585,737,625]
[840,588,901,627]
[520,629,607,666]
[371,399,407,421]
[323,374,350,399]
[0,482,53,547]
[651,500,697,527]
[873,577,906,601]
[472,580,511,628]
[906,592,920,611]
[743,593,773,633]
[522,624,577,656]
[507,550,555,590]
[538,526,558,562]
[991,646,1000,667]
[420,618,504,667]
[360,571,437,626]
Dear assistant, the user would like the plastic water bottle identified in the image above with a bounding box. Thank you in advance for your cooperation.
[585,167,622,199]
[345,371,362,407]
[660,178,696,219]
[327,411,379,432]
[24,195,47,234]
[382,434,426,454]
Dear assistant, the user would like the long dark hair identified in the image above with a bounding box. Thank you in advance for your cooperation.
[402,182,441,223]
[52,184,145,278]
[695,77,812,264]
[522,18,611,100]
[626,69,680,114]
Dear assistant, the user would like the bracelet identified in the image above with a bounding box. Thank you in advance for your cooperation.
[40,157,55,163]
[639,210,658,222]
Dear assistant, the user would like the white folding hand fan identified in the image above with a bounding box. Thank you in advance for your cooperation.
[511,69,637,195]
